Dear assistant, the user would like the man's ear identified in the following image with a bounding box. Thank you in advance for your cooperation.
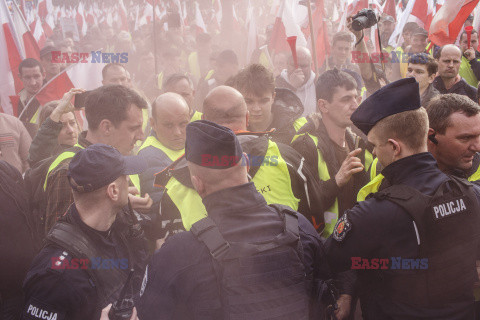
[387,138,401,156]
[106,182,119,201]
[191,175,205,196]
[98,119,114,136]
[317,99,328,114]
[271,91,276,101]
[245,110,250,127]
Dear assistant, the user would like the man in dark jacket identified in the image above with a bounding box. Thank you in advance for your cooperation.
[327,78,480,319]
[433,44,477,102]
[22,144,150,320]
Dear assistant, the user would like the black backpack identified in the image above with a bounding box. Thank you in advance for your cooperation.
[190,204,311,320]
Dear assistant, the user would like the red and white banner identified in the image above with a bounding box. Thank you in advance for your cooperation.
[429,0,480,46]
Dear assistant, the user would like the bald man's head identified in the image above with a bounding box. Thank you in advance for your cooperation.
[203,86,248,131]
[151,92,190,150]
[287,46,313,84]
[437,44,462,80]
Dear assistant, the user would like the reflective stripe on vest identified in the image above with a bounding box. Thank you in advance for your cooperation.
[44,144,142,193]
[293,117,307,132]
[469,163,480,182]
[165,140,299,231]
[369,157,379,181]
[138,136,185,162]
[307,134,338,238]
[190,111,203,122]
[43,144,84,191]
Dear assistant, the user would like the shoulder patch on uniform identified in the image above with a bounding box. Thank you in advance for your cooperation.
[333,214,352,242]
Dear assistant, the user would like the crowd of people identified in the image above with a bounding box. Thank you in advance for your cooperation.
[3,0,480,319]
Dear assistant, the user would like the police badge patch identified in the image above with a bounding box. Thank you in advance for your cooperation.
[333,214,352,242]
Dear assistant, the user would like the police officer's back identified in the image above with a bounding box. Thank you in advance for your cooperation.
[22,144,150,320]
[136,121,329,320]
[325,78,480,319]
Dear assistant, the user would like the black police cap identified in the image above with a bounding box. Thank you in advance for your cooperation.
[68,144,147,192]
[185,120,244,169]
[350,78,421,135]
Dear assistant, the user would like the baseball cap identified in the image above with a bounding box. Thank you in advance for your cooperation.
[68,144,147,192]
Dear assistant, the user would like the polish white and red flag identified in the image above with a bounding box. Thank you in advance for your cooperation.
[269,0,307,53]
[19,62,105,128]
[429,0,480,46]
[0,0,39,115]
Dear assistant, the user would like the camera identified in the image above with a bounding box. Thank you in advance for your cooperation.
[351,9,378,31]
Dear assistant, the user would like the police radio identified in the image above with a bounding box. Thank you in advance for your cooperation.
[108,269,135,320]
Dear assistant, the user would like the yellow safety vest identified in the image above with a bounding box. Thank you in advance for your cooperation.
[190,111,203,122]
[138,136,184,162]
[357,160,480,202]
[165,139,299,231]
[393,47,408,79]
[296,133,372,237]
[43,144,142,193]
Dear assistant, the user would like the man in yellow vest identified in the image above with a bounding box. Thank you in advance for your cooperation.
[154,86,321,241]
[44,85,152,233]
[226,63,307,145]
[138,93,189,219]
[292,69,371,239]
[459,29,480,88]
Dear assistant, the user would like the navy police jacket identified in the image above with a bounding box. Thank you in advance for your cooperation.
[135,182,330,320]
[325,152,478,319]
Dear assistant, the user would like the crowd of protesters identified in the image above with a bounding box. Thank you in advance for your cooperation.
[3,0,480,319]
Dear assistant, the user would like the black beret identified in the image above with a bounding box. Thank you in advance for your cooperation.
[185,120,244,169]
[351,78,421,135]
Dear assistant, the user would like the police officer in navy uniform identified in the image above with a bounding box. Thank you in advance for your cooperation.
[135,120,330,320]
[325,78,480,319]
[22,144,150,320]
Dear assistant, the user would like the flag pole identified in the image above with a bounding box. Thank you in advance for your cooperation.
[306,0,319,77]
[152,0,158,75]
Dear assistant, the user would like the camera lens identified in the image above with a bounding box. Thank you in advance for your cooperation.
[352,16,369,31]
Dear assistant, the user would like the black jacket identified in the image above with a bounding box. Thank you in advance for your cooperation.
[136,182,330,320]
[267,87,305,145]
[291,119,370,232]
[22,205,149,320]
[433,76,477,102]
[326,153,478,319]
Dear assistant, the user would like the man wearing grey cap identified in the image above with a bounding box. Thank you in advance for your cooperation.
[326,78,480,319]
[22,144,149,320]
[136,120,330,320]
